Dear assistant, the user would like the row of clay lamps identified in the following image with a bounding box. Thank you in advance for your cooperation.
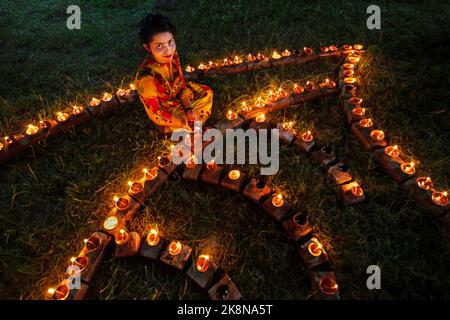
[1,44,360,167]
[184,44,364,81]
[337,49,450,228]
[47,124,340,300]
[0,86,138,166]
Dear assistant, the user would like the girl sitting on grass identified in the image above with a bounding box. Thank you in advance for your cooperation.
[134,13,213,133]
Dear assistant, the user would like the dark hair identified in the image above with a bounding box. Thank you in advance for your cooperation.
[139,13,176,45]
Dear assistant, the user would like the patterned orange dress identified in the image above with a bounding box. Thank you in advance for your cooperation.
[134,51,213,131]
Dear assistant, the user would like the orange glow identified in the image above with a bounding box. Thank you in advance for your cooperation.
[233,55,243,64]
[359,118,373,128]
[416,177,433,190]
[116,89,126,97]
[384,145,400,158]
[301,131,313,142]
[282,49,291,57]
[272,193,284,207]
[351,107,366,117]
[342,63,355,70]
[168,241,182,255]
[206,159,217,170]
[353,44,364,51]
[305,81,314,90]
[143,167,158,180]
[319,277,338,295]
[303,47,313,55]
[344,77,357,85]
[114,196,130,210]
[400,162,416,175]
[228,169,241,180]
[146,229,160,246]
[226,110,237,120]
[432,191,449,207]
[128,181,143,193]
[186,155,198,169]
[196,254,210,272]
[272,51,281,59]
[349,97,363,105]
[282,122,294,131]
[185,65,195,72]
[321,78,336,88]
[308,238,323,257]
[351,182,364,197]
[255,113,266,123]
[102,92,112,102]
[293,83,304,94]
[89,97,100,107]
[25,124,39,135]
[72,105,84,114]
[56,112,69,122]
[369,130,385,141]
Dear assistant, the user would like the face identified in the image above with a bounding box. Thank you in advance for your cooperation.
[143,31,176,64]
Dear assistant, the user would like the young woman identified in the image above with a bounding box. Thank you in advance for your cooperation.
[134,13,213,133]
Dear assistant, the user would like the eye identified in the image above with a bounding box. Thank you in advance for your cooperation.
[168,39,175,46]
[156,44,163,49]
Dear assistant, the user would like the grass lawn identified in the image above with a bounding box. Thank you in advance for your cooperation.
[0,0,449,299]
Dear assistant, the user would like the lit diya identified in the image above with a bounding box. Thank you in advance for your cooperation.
[349,97,363,106]
[226,110,237,120]
[303,47,313,55]
[255,113,266,123]
[233,55,243,64]
[281,122,294,131]
[56,112,69,122]
[432,191,449,207]
[301,131,313,142]
[319,277,338,295]
[305,81,315,90]
[69,256,88,274]
[351,182,364,197]
[400,162,415,175]
[272,51,281,59]
[89,97,101,107]
[168,241,182,255]
[416,177,433,190]
[186,155,198,169]
[146,228,160,246]
[128,181,143,194]
[72,105,84,114]
[228,169,241,180]
[48,284,69,300]
[384,145,400,158]
[115,229,129,245]
[281,49,291,57]
[114,196,130,210]
[116,88,126,97]
[369,130,385,141]
[206,159,217,170]
[320,78,336,88]
[359,118,373,128]
[308,238,323,257]
[143,167,158,180]
[293,83,305,94]
[25,124,39,135]
[102,92,112,101]
[351,107,366,117]
[84,236,100,252]
[185,65,195,72]
[196,254,210,272]
[342,63,355,70]
[272,193,284,207]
